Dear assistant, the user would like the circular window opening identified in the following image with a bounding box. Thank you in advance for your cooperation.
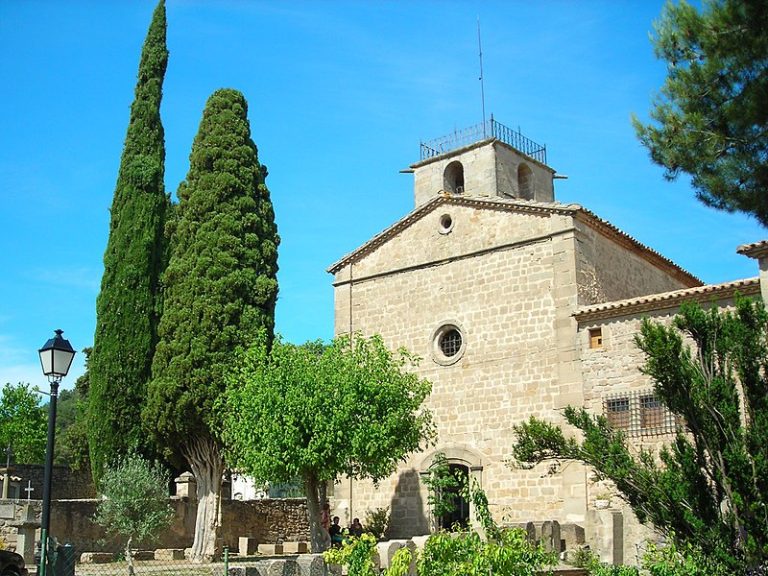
[439,213,454,234]
[439,329,462,357]
[431,323,466,365]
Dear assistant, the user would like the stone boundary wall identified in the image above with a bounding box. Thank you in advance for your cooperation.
[1,464,96,500]
[3,497,311,554]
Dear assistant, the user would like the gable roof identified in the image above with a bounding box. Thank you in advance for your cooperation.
[574,277,760,323]
[327,194,701,287]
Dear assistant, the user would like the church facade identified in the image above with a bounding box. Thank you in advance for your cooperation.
[326,120,763,562]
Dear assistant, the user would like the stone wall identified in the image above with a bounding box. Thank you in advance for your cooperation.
[573,219,698,307]
[332,208,571,533]
[0,497,309,555]
[0,464,96,501]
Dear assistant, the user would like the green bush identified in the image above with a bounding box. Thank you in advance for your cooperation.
[364,507,390,540]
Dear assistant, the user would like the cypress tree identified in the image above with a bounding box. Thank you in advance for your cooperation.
[146,88,279,561]
[88,0,169,483]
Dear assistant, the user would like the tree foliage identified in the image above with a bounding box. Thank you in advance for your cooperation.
[88,0,169,483]
[146,88,278,561]
[0,383,46,464]
[55,348,91,469]
[94,454,173,576]
[633,0,768,226]
[416,481,555,576]
[512,299,768,572]
[422,452,464,529]
[220,333,435,552]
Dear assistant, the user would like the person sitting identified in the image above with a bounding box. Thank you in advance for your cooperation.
[349,517,364,538]
[329,516,343,546]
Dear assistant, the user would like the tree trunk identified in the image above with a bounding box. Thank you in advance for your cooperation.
[304,473,330,553]
[125,536,134,576]
[183,436,225,563]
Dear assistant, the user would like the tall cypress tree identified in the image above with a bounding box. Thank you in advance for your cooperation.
[146,88,279,561]
[88,0,168,484]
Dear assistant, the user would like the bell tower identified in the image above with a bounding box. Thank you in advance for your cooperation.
[406,118,557,207]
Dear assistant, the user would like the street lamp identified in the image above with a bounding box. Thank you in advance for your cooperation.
[37,329,75,576]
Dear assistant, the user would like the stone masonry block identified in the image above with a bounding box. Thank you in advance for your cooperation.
[253,559,299,576]
[80,552,114,564]
[258,543,284,556]
[283,542,309,554]
[296,554,326,576]
[239,536,258,556]
[155,548,185,561]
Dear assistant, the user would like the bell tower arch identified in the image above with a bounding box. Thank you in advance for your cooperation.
[407,118,557,207]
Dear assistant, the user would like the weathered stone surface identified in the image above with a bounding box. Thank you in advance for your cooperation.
[525,521,537,543]
[258,543,284,556]
[253,558,299,576]
[133,550,154,561]
[155,548,185,561]
[283,541,308,554]
[296,554,327,576]
[80,552,114,564]
[239,536,258,555]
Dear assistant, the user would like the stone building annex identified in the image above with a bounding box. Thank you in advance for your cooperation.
[326,118,765,562]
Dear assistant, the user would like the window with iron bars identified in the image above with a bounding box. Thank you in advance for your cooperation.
[603,389,679,436]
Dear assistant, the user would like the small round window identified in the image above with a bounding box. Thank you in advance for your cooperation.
[431,323,466,365]
[439,329,462,357]
[439,213,454,234]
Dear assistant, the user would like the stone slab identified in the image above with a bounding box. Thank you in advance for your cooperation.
[258,543,284,556]
[155,548,185,561]
[80,552,114,564]
[254,559,299,576]
[283,541,308,554]
[239,536,258,556]
[133,551,155,561]
[0,503,14,519]
[296,554,326,576]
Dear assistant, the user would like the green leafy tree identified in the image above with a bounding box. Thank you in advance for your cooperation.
[220,333,434,552]
[146,88,279,562]
[88,0,169,482]
[94,455,174,576]
[55,347,91,468]
[512,299,768,572]
[633,0,768,226]
[0,383,46,464]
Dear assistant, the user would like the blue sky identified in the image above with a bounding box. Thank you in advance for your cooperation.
[1,1,764,389]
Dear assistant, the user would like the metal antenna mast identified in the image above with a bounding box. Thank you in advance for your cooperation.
[478,17,487,137]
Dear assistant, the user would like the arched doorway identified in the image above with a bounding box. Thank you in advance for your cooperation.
[420,446,483,532]
[440,463,470,530]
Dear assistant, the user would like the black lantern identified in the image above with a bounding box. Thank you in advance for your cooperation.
[38,329,75,381]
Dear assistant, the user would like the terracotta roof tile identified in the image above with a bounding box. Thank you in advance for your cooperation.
[737,240,768,258]
[575,277,760,322]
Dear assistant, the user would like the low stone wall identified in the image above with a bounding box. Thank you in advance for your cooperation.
[47,497,309,553]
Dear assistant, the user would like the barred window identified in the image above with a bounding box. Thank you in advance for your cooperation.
[603,390,678,436]
[640,395,665,430]
[439,329,463,357]
[606,397,630,429]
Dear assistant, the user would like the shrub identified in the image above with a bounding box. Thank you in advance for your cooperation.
[364,507,390,540]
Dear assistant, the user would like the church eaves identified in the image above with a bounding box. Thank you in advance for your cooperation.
[574,277,760,323]
[327,194,702,287]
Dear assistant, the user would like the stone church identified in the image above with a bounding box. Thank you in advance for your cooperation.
[326,119,764,563]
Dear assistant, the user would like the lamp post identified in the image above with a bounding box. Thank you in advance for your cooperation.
[37,329,75,576]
